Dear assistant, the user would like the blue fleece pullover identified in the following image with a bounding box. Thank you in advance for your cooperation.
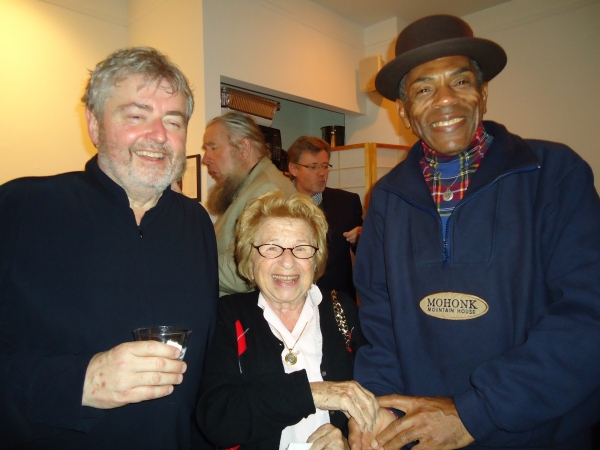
[354,121,600,449]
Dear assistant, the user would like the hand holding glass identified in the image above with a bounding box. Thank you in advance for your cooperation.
[133,326,192,360]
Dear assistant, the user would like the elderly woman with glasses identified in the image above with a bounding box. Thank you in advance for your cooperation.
[197,190,377,450]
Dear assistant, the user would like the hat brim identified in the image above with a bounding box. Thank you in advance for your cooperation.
[375,37,507,101]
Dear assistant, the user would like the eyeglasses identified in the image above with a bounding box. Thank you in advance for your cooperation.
[252,244,319,259]
[296,163,333,172]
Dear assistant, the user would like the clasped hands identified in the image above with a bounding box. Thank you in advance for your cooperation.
[348,395,474,450]
[80,344,473,450]
[307,380,379,450]
[82,341,186,409]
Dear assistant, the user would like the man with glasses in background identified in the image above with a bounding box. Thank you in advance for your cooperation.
[287,136,363,300]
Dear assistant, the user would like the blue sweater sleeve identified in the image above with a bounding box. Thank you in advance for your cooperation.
[455,154,600,445]
[353,186,405,396]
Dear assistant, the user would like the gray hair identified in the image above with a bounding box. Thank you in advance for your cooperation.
[206,111,270,159]
[398,58,484,102]
[82,47,194,123]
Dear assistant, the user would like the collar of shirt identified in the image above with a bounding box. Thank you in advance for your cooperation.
[257,285,329,448]
[311,191,323,206]
[292,180,323,206]
[257,284,323,366]
[419,124,493,213]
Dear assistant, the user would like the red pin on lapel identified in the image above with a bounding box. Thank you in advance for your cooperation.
[235,320,247,356]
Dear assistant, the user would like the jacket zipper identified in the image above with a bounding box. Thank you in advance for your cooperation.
[381,164,540,264]
[442,165,540,262]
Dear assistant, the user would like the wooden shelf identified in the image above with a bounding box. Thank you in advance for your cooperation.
[328,143,410,209]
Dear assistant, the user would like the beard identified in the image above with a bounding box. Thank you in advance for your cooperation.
[206,168,248,216]
[97,131,185,196]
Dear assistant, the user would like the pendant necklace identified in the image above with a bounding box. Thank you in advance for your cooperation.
[442,172,462,202]
[276,321,309,366]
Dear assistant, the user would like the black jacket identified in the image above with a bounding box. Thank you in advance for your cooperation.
[0,157,219,449]
[317,187,363,299]
[197,289,366,450]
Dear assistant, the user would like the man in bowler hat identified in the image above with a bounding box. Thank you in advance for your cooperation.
[351,15,600,450]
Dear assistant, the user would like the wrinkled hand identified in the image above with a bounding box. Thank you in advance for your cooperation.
[308,423,349,450]
[310,381,378,433]
[348,408,396,450]
[372,395,474,450]
[343,226,362,246]
[82,341,186,409]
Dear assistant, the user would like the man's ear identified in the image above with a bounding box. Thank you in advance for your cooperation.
[480,82,489,115]
[238,138,253,161]
[396,99,411,129]
[85,109,100,146]
[288,163,298,178]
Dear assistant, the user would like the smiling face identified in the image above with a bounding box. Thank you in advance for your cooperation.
[251,217,315,309]
[396,55,488,156]
[289,149,330,197]
[87,74,187,197]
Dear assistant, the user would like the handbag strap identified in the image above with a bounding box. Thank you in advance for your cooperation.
[331,290,352,352]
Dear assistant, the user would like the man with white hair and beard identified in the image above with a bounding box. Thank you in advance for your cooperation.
[203,111,296,296]
[0,47,218,449]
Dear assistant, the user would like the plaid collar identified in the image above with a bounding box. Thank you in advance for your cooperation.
[420,124,493,216]
[421,124,489,169]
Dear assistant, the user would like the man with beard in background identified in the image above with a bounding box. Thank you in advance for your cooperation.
[203,111,296,296]
[0,47,219,449]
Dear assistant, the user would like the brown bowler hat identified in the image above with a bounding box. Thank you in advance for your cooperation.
[375,14,507,101]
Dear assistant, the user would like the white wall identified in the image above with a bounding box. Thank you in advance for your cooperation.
[345,17,416,148]
[464,0,600,190]
[202,0,366,124]
[3,0,598,193]
[0,0,127,184]
[128,0,207,199]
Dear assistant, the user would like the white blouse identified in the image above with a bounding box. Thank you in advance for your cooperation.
[257,285,330,450]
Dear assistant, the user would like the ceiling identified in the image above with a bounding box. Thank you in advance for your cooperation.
[40,0,517,29]
[310,0,514,27]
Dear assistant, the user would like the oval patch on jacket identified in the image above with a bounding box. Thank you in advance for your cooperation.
[419,292,489,320]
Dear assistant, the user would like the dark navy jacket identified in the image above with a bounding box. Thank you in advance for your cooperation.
[354,121,600,449]
[317,187,363,299]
